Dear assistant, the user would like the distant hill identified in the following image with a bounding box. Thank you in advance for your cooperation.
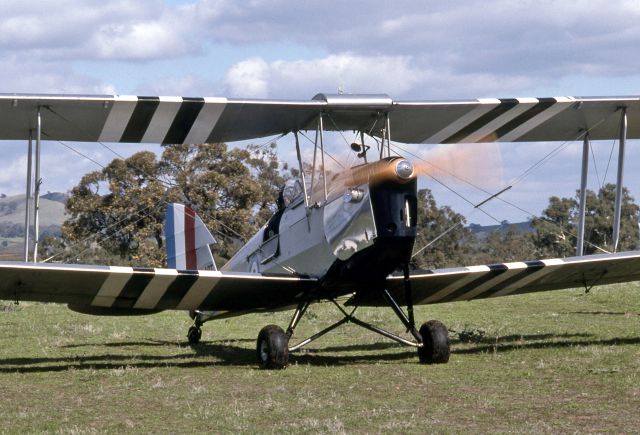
[468,221,532,239]
[0,192,67,237]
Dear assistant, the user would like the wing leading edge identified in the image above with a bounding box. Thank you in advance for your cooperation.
[350,251,640,306]
[0,93,638,144]
[0,262,317,313]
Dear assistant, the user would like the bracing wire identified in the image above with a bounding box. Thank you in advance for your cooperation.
[404,112,615,260]
[589,140,602,188]
[601,138,617,189]
[42,201,166,263]
[298,130,345,169]
[41,108,252,260]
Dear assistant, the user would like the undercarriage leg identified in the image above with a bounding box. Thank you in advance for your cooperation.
[382,277,450,364]
[403,263,415,329]
[381,288,422,343]
[286,300,311,338]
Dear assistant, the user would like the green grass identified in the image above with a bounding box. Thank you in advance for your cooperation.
[0,283,639,433]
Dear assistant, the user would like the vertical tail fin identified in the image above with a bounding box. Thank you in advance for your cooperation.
[165,203,217,270]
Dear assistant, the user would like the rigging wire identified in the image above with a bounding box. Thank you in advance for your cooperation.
[402,113,614,259]
[589,140,602,188]
[41,103,620,263]
[389,142,503,224]
[41,109,249,260]
[52,139,106,169]
[42,201,166,263]
[601,137,617,189]
[298,130,345,169]
[45,137,247,261]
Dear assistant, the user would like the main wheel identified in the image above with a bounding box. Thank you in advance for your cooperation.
[187,326,202,344]
[418,320,450,364]
[257,325,289,369]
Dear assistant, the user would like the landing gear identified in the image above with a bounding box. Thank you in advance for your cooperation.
[418,320,450,364]
[253,265,451,367]
[254,287,451,368]
[187,325,202,344]
[257,325,289,369]
[187,310,205,345]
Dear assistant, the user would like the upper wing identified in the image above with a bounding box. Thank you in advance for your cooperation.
[0,261,317,313]
[352,251,640,306]
[391,96,639,143]
[1,93,638,144]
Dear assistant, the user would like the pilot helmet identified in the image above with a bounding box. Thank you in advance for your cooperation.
[281,179,301,207]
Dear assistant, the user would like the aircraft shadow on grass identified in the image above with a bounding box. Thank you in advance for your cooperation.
[1,332,640,373]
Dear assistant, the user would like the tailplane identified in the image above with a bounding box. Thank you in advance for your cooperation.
[165,203,217,270]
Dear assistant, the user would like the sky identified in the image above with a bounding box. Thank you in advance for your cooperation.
[1,0,640,226]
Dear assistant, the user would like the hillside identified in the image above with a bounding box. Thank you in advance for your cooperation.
[0,193,68,259]
[0,192,67,231]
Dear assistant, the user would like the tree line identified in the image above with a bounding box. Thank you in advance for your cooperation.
[42,143,640,269]
[412,183,639,269]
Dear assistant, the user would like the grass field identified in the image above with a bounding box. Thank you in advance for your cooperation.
[0,283,639,433]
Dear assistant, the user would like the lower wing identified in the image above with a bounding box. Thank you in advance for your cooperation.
[0,262,316,314]
[354,251,640,306]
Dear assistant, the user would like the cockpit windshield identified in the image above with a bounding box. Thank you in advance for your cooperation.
[281,179,304,207]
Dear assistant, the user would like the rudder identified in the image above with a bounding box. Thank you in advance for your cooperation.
[165,203,217,270]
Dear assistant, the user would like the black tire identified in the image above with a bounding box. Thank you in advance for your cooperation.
[187,326,202,344]
[418,320,450,364]
[257,325,289,369]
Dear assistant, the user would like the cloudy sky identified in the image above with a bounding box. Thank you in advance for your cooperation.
[1,0,640,226]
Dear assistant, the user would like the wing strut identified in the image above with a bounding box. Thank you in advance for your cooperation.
[33,107,42,263]
[23,130,33,262]
[612,108,628,251]
[576,132,590,256]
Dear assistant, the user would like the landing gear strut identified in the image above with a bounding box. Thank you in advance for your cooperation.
[254,277,450,369]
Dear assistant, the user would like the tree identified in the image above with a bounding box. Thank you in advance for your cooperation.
[60,143,287,267]
[531,183,640,257]
[63,151,166,266]
[412,188,476,269]
[158,142,288,262]
[475,224,537,264]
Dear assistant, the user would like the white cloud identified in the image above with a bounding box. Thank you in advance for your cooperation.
[0,55,114,94]
[201,0,640,87]
[224,58,271,98]
[1,0,639,95]
[134,74,219,96]
[223,53,422,98]
[0,0,193,61]
[89,21,193,60]
[221,52,545,100]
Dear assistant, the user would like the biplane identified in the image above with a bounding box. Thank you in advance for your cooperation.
[0,93,639,369]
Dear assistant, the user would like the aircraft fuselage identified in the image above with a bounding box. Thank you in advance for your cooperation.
[222,157,418,301]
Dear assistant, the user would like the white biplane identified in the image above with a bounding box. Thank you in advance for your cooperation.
[0,93,639,368]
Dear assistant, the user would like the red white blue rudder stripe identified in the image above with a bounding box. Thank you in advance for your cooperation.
[165,203,217,270]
